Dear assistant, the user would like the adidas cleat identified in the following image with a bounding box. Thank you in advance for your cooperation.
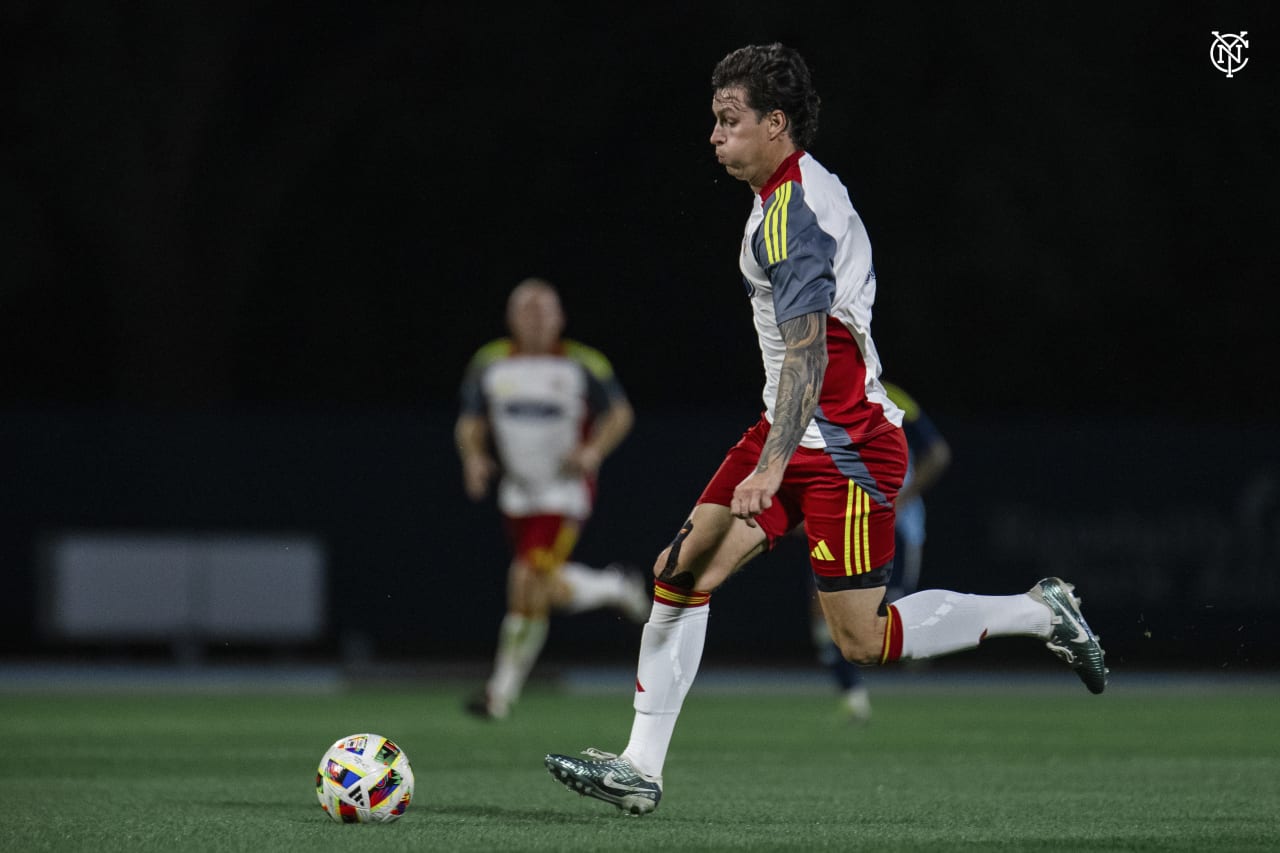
[1029,577,1109,694]
[545,748,662,815]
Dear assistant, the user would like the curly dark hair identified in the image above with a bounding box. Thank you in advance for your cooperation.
[711,43,821,150]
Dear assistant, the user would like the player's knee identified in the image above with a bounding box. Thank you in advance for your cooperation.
[653,517,702,588]
[832,631,884,666]
[650,548,669,580]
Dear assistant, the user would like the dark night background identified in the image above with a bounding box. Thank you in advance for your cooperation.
[2,2,1277,671]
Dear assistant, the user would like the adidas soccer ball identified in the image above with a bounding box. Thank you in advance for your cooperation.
[315,733,414,823]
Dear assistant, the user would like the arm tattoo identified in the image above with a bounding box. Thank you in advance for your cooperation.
[758,312,827,473]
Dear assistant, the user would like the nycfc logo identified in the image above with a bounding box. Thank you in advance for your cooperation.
[1209,31,1248,78]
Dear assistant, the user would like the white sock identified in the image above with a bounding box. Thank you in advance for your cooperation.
[893,590,1051,660]
[621,601,709,779]
[486,613,549,710]
[559,562,629,613]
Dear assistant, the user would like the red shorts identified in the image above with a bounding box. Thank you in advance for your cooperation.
[698,419,907,589]
[503,514,581,574]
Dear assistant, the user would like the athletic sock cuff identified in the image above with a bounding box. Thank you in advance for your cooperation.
[653,580,710,608]
[880,603,904,664]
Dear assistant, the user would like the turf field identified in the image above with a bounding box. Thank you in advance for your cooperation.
[4,670,1278,852]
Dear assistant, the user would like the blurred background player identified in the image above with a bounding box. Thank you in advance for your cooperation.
[455,277,649,720]
[809,380,952,722]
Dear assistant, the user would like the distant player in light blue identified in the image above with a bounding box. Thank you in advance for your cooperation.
[811,381,952,722]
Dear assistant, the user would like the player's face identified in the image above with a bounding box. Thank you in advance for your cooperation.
[507,287,564,354]
[710,87,775,190]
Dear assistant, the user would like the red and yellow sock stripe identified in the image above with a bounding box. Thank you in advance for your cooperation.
[880,603,903,664]
[653,580,710,608]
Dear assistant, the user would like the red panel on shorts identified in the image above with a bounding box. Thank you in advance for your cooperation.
[697,418,906,579]
[504,515,580,572]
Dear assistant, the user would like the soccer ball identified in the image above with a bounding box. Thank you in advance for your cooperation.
[315,733,414,823]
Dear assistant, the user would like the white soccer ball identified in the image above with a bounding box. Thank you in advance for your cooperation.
[315,733,414,823]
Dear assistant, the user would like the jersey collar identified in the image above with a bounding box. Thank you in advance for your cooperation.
[759,150,805,201]
[508,338,566,357]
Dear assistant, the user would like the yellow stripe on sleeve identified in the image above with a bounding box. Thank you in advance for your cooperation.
[778,182,790,261]
[764,182,792,265]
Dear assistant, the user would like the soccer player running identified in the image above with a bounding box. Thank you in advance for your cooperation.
[545,43,1107,815]
[456,278,650,720]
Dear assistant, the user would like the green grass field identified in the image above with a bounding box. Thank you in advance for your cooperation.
[4,672,1278,852]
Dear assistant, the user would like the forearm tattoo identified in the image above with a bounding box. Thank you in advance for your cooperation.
[758,312,827,473]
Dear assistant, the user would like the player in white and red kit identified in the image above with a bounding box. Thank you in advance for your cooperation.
[456,278,649,720]
[546,44,1107,815]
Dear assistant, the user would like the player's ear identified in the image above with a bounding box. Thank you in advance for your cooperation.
[766,109,790,141]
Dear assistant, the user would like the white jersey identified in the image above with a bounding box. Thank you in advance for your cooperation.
[739,151,902,449]
[459,338,625,519]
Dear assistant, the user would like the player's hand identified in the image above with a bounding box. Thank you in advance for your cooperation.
[562,445,603,477]
[731,470,780,528]
[462,453,497,501]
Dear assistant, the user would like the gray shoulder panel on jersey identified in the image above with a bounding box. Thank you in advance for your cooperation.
[564,339,628,407]
[458,338,511,414]
[753,181,837,324]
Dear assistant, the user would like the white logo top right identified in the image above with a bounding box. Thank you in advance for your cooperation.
[1210,31,1249,78]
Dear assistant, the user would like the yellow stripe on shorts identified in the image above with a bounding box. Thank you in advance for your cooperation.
[844,480,871,576]
[534,522,580,573]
